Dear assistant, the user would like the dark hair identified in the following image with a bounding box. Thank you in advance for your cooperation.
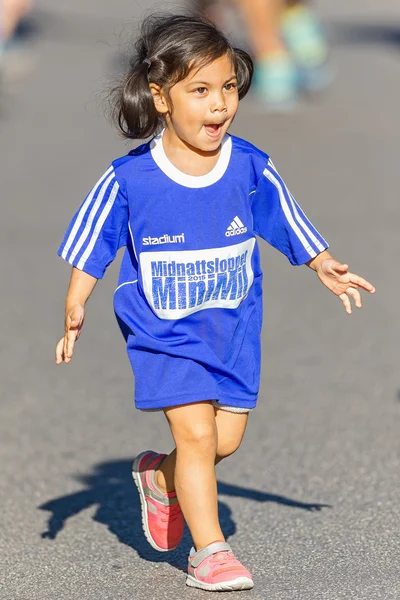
[108,13,254,140]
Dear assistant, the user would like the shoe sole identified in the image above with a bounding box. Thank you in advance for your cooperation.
[186,575,254,591]
[132,451,176,553]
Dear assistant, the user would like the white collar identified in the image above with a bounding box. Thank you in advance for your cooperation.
[150,130,232,188]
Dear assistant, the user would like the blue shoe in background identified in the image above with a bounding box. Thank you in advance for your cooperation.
[281,4,333,93]
[254,52,299,111]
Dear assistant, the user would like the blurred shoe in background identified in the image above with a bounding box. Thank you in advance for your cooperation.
[254,51,299,111]
[281,2,332,93]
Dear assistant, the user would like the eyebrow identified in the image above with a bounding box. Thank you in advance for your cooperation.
[186,76,237,87]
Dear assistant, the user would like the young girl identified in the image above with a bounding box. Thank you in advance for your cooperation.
[55,13,375,592]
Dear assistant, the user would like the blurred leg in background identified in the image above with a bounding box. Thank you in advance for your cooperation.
[198,0,331,110]
[234,0,298,109]
[0,0,33,83]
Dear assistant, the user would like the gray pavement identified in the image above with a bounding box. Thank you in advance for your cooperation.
[1,1,399,598]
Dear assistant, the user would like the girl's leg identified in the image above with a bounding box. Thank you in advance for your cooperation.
[214,407,249,463]
[162,401,222,550]
[157,407,249,489]
[156,405,249,549]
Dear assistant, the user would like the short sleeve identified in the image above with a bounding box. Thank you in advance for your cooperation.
[58,165,129,279]
[251,159,328,265]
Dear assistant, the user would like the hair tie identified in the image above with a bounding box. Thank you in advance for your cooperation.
[143,57,151,69]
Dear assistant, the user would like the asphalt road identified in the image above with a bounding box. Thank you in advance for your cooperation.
[1,1,399,598]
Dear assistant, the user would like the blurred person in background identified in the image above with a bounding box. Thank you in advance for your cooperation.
[199,0,331,109]
[0,0,33,82]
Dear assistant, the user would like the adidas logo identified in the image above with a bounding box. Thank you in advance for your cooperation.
[225,216,248,237]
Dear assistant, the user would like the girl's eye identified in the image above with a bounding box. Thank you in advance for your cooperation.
[195,87,207,94]
[224,82,237,91]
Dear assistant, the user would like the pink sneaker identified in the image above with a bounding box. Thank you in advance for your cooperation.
[187,541,254,591]
[132,450,184,552]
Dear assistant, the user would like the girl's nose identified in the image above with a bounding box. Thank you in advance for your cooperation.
[211,93,227,112]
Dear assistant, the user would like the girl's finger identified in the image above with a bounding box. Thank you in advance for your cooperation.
[66,317,77,332]
[69,315,82,328]
[63,335,68,362]
[348,273,376,293]
[329,262,348,274]
[66,329,77,361]
[336,263,349,271]
[55,338,65,364]
[339,292,352,314]
[346,286,362,309]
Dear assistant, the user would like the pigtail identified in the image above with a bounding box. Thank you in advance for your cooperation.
[233,48,254,100]
[111,56,160,140]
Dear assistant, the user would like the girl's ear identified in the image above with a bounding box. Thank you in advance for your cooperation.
[149,84,169,115]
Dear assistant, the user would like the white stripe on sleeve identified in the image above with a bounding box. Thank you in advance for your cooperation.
[288,192,327,252]
[77,180,120,271]
[61,166,113,259]
[266,160,326,253]
[262,167,317,259]
[68,172,115,265]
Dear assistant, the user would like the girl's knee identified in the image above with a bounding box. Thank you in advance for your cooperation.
[175,422,217,455]
[165,402,218,456]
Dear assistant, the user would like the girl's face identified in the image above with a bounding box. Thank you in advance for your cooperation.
[152,53,239,154]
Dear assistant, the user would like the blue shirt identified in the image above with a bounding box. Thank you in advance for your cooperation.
[58,132,328,409]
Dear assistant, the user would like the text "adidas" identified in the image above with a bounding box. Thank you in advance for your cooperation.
[225,216,247,237]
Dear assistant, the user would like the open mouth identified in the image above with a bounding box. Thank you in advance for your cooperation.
[204,123,224,137]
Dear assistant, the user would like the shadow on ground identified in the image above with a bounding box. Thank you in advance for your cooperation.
[39,458,331,572]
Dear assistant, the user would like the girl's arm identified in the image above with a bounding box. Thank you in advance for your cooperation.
[249,159,375,313]
[306,248,333,272]
[55,267,98,364]
[307,249,375,314]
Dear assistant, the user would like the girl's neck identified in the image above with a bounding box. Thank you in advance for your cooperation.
[162,129,222,177]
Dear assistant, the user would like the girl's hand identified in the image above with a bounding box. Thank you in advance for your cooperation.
[55,304,85,364]
[316,259,376,314]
